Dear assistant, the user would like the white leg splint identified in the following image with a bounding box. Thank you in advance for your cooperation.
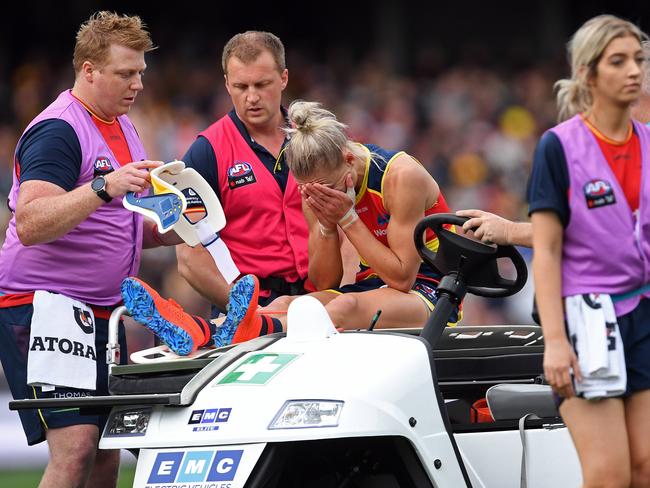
[124,161,241,283]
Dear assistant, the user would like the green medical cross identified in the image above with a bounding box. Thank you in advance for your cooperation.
[217,353,299,385]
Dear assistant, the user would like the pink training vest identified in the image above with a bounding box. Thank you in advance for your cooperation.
[0,90,145,305]
[550,115,650,316]
[199,115,308,283]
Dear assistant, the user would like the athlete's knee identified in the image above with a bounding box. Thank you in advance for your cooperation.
[326,294,359,325]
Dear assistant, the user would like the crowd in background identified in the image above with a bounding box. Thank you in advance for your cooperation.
[0,45,566,357]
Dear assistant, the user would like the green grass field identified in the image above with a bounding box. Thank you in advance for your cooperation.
[0,465,136,487]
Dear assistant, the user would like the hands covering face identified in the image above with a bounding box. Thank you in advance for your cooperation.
[300,172,356,232]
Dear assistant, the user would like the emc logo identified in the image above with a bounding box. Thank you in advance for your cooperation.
[148,449,242,484]
[188,408,231,432]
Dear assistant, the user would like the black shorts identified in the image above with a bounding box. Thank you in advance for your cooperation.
[0,304,127,445]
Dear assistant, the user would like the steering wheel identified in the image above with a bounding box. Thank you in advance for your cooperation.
[413,214,527,298]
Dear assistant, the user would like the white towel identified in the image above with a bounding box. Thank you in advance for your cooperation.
[565,294,626,399]
[27,291,97,391]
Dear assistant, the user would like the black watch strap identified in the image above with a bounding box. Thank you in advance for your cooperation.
[91,176,112,203]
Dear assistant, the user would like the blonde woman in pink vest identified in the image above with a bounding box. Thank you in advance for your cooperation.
[530,15,650,488]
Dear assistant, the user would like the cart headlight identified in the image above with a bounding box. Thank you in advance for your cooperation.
[269,400,343,430]
[105,408,151,436]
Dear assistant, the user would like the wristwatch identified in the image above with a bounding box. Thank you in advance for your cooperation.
[91,176,112,203]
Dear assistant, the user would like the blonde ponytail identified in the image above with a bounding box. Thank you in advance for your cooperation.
[285,101,356,179]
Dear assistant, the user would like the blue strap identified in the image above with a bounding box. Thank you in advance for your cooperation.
[611,283,650,303]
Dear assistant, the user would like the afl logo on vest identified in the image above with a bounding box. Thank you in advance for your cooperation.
[93,157,114,177]
[584,179,616,209]
[227,161,257,189]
